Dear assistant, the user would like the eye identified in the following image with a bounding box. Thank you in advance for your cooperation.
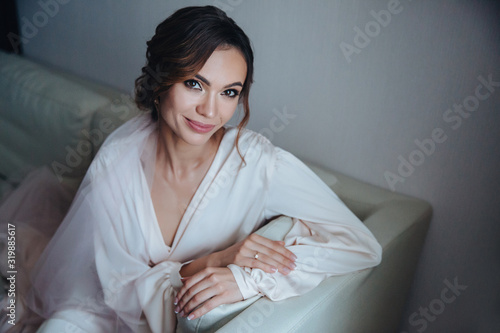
[222,89,240,98]
[184,79,202,90]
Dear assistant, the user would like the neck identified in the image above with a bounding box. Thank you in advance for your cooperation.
[156,120,222,180]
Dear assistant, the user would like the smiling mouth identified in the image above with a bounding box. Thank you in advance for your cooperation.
[184,117,216,133]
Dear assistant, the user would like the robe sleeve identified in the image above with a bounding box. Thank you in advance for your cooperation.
[228,148,382,301]
[90,152,185,333]
[29,116,184,332]
[93,208,184,333]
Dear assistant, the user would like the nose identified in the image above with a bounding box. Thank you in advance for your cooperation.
[196,93,217,119]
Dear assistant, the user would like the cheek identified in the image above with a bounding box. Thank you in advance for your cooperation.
[220,100,239,121]
[161,90,196,116]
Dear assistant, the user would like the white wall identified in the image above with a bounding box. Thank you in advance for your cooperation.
[16,0,500,331]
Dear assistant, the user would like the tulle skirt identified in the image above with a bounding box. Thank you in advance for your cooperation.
[0,166,74,332]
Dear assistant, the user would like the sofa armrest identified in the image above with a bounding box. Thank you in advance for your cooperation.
[218,165,431,333]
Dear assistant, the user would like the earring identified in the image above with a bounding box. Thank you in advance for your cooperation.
[153,98,160,120]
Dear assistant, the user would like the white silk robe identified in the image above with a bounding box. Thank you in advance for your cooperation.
[29,114,382,333]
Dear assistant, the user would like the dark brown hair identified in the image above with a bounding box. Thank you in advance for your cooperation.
[134,6,254,159]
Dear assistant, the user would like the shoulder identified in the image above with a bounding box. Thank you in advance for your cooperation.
[225,126,276,159]
[224,126,305,176]
[100,113,155,150]
[86,114,154,180]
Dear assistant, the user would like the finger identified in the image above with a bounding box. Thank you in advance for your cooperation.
[250,234,297,261]
[246,238,297,272]
[246,235,293,263]
[177,281,209,314]
[187,295,228,320]
[238,252,279,274]
[181,284,219,317]
[251,252,295,275]
[257,247,297,273]
[184,268,243,320]
[175,277,190,304]
[176,270,222,314]
[238,247,292,275]
[176,269,211,307]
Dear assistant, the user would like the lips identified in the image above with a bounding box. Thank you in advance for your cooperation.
[184,117,216,134]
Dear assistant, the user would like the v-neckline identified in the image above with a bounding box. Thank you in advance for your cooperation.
[148,127,235,254]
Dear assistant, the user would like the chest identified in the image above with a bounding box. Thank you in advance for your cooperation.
[150,174,203,248]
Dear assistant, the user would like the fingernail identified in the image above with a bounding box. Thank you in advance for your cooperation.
[289,263,296,270]
[179,310,184,317]
[292,254,298,260]
[272,267,278,273]
[187,314,194,320]
[282,267,290,274]
[174,306,179,313]
[174,298,178,305]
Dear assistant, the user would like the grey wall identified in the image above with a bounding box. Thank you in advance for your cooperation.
[15,0,500,331]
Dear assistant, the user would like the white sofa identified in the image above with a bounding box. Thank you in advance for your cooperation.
[0,51,431,332]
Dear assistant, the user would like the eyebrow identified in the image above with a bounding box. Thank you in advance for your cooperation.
[195,74,243,89]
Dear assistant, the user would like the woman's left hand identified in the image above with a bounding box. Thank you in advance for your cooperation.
[174,267,243,320]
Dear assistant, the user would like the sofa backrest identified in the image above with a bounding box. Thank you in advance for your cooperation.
[0,51,139,197]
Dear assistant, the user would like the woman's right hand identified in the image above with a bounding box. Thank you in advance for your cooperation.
[210,233,297,275]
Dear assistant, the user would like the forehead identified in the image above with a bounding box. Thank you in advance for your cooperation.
[198,47,247,86]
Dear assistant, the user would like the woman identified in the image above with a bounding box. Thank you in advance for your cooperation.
[27,5,381,333]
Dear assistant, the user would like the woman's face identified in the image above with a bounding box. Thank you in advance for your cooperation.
[158,47,247,147]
